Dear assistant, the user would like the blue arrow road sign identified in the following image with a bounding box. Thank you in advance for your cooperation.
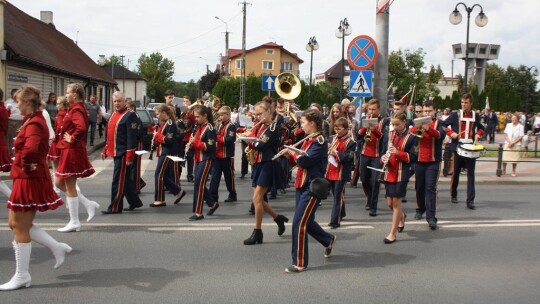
[349,70,373,97]
[262,75,277,91]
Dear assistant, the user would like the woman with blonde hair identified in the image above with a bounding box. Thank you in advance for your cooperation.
[327,103,343,137]
[502,113,524,176]
[1,85,71,291]
[55,83,98,232]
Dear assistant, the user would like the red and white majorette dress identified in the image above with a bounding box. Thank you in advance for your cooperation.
[0,102,11,172]
[8,112,63,212]
[55,102,95,179]
[46,109,66,162]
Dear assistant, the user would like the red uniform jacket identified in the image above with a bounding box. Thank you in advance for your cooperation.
[56,102,88,150]
[10,112,51,179]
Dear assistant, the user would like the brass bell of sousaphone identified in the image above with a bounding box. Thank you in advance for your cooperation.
[275,72,302,100]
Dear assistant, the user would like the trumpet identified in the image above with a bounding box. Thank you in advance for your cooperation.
[272,132,318,161]
[412,129,424,139]
[364,115,373,142]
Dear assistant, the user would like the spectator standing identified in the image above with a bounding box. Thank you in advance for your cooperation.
[502,113,524,177]
[97,99,108,138]
[5,88,23,156]
[85,95,100,146]
[45,92,58,128]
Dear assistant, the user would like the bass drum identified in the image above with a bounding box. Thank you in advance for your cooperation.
[457,143,484,159]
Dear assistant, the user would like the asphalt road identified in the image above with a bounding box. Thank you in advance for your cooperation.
[0,155,539,304]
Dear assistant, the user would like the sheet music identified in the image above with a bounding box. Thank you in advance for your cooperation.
[172,97,184,107]
[236,137,259,143]
[362,118,378,128]
[413,116,432,127]
[167,155,184,162]
[328,155,338,167]
[238,114,253,128]
[135,150,149,155]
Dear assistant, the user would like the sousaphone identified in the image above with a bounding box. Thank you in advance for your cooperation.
[275,72,302,100]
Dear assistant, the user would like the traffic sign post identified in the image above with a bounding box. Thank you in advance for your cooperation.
[262,75,277,92]
[349,70,373,97]
[347,35,378,70]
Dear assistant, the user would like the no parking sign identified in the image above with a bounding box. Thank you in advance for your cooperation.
[347,35,378,70]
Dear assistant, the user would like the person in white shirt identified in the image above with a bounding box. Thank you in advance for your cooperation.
[533,112,540,135]
[5,88,23,156]
[502,113,525,176]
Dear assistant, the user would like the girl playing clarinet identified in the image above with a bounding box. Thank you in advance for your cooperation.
[380,112,418,244]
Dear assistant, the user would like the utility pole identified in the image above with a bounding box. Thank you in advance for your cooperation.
[120,55,125,93]
[239,1,251,108]
[373,4,390,116]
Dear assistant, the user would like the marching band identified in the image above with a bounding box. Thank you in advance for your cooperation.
[0,78,490,287]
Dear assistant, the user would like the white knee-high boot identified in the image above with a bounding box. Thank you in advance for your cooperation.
[0,242,32,291]
[29,225,72,269]
[58,197,81,232]
[0,181,11,198]
[78,191,100,222]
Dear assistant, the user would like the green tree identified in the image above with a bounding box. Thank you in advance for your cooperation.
[388,48,428,103]
[199,70,221,95]
[137,52,175,100]
[103,54,123,67]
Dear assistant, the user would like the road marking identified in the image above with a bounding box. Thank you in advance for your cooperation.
[148,227,232,231]
[441,223,540,228]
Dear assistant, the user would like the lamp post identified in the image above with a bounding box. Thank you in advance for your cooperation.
[215,16,229,76]
[449,2,488,94]
[523,66,539,131]
[335,18,352,101]
[305,36,319,105]
[200,56,209,74]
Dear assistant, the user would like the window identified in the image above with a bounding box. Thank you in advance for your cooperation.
[280,62,293,71]
[235,60,244,69]
[266,49,274,55]
[263,61,274,70]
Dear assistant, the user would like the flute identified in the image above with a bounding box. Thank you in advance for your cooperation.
[272,132,318,161]
[148,125,157,160]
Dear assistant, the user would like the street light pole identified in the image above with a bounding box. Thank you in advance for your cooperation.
[200,56,209,74]
[306,36,319,105]
[450,2,488,94]
[215,16,229,76]
[335,18,352,101]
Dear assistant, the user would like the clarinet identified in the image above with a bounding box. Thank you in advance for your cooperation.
[149,126,157,160]
[377,132,395,184]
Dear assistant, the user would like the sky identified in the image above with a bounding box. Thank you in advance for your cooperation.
[8,0,540,83]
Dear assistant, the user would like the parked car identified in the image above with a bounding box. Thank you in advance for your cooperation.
[146,102,162,110]
[136,108,156,150]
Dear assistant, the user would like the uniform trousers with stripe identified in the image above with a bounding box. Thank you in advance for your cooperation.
[107,155,143,213]
[209,157,236,203]
[155,155,181,202]
[414,162,440,223]
[451,152,476,203]
[193,160,213,214]
[132,152,145,192]
[329,180,347,225]
[241,142,249,176]
[360,155,381,211]
[291,187,333,268]
[350,147,362,186]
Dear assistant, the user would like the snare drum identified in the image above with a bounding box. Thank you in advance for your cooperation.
[457,144,484,159]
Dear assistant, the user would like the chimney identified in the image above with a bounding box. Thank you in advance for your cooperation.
[98,55,106,66]
[40,11,54,26]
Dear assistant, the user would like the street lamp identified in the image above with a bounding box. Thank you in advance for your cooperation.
[523,66,539,131]
[335,18,352,101]
[306,36,319,105]
[450,2,488,94]
[215,16,229,76]
[199,56,209,74]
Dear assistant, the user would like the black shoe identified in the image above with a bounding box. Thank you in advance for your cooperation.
[269,194,277,200]
[274,214,289,236]
[414,210,423,220]
[240,174,246,179]
[188,214,204,221]
[369,209,377,217]
[248,209,255,215]
[365,203,370,210]
[451,197,459,204]
[174,190,186,205]
[328,223,340,229]
[384,237,397,244]
[187,177,194,183]
[206,203,219,216]
[398,213,406,233]
[324,235,336,258]
[224,196,237,203]
[140,180,146,190]
[124,203,143,212]
[351,184,358,188]
[402,199,407,203]
[466,201,476,210]
[244,229,263,245]
[279,189,286,194]
[428,221,438,230]
[102,210,122,214]
[150,202,167,207]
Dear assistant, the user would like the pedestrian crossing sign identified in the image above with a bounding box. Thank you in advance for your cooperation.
[349,70,373,97]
